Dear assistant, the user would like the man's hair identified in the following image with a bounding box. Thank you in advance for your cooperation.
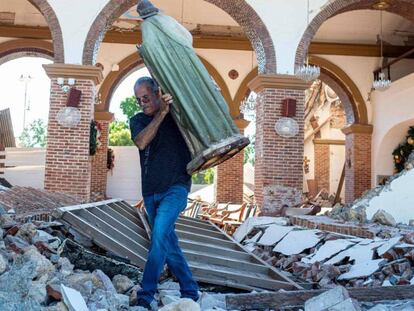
[134,76,159,94]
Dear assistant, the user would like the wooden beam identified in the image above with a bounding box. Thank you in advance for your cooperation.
[225,285,414,310]
[3,25,414,57]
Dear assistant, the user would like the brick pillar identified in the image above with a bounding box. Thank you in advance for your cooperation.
[313,141,330,192]
[43,64,103,201]
[0,142,4,176]
[249,75,309,215]
[215,119,249,204]
[90,112,113,202]
[342,124,373,203]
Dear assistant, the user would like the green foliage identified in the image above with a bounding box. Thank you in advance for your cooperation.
[392,126,414,173]
[120,96,142,120]
[19,119,47,147]
[192,168,214,184]
[244,134,255,165]
[109,120,134,146]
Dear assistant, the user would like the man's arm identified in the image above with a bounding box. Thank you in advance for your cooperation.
[133,94,172,150]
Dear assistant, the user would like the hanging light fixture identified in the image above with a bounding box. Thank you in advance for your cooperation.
[295,0,320,82]
[239,92,257,116]
[373,7,391,91]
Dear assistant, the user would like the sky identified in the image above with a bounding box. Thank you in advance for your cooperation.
[0,57,254,139]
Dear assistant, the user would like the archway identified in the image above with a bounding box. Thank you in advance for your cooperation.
[295,0,414,68]
[0,40,54,66]
[26,0,64,63]
[82,0,275,73]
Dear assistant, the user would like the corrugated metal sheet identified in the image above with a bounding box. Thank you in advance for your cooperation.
[0,108,16,148]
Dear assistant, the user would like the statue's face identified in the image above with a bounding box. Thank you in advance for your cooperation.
[135,84,160,116]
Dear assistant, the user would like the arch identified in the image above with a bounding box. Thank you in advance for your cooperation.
[309,55,368,125]
[0,39,54,66]
[295,0,414,69]
[27,0,64,63]
[232,67,258,115]
[83,0,276,73]
[97,52,232,113]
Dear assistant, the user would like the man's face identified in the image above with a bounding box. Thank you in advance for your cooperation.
[134,84,160,116]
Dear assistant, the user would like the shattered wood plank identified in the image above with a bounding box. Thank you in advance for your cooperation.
[54,199,302,291]
[225,285,414,310]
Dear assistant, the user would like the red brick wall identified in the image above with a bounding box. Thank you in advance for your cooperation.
[314,143,330,192]
[345,132,372,203]
[215,136,244,203]
[90,120,110,201]
[44,79,94,201]
[255,88,305,215]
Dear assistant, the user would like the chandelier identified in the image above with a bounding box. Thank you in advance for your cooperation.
[239,92,257,115]
[295,0,320,82]
[373,8,391,91]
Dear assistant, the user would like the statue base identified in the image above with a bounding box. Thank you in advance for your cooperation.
[186,135,250,174]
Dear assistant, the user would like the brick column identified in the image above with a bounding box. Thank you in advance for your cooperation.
[313,140,330,192]
[215,119,249,204]
[342,124,373,203]
[43,64,103,201]
[0,142,4,176]
[90,112,113,202]
[249,75,310,215]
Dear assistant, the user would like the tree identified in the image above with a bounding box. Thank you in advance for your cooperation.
[19,119,47,147]
[192,167,215,184]
[244,134,255,165]
[120,96,142,120]
[109,121,134,146]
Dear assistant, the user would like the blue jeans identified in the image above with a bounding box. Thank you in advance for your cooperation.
[138,185,199,304]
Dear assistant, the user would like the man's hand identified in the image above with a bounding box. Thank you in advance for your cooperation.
[159,92,173,116]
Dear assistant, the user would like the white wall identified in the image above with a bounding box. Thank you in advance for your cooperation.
[106,146,142,203]
[371,73,414,184]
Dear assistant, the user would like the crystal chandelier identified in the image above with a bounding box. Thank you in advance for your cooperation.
[373,8,391,91]
[295,0,320,82]
[239,92,257,115]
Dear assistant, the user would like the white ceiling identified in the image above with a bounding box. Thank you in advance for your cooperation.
[314,10,414,45]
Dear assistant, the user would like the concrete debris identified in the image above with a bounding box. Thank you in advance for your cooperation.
[372,210,397,227]
[273,229,324,256]
[302,239,355,264]
[232,216,288,242]
[61,284,88,311]
[257,224,294,246]
[304,286,349,311]
[337,260,386,280]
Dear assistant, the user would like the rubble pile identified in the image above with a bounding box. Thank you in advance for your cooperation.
[235,216,414,290]
[0,213,228,311]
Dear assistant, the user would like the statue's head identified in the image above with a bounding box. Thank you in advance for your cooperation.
[137,0,159,19]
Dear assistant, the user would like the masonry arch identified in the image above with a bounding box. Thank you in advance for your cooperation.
[295,0,414,69]
[82,0,275,74]
[26,0,64,63]
[0,40,54,66]
[97,53,232,114]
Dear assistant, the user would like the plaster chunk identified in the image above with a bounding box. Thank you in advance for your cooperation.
[257,224,294,246]
[158,298,201,311]
[337,259,386,280]
[328,298,361,311]
[325,241,384,265]
[377,236,402,257]
[273,230,323,256]
[233,216,288,242]
[61,284,88,311]
[304,286,349,311]
[302,239,355,264]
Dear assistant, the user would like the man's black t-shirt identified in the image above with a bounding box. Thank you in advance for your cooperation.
[130,113,192,196]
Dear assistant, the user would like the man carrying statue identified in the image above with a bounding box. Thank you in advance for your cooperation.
[130,0,249,308]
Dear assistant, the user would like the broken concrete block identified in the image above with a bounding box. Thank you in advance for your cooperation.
[328,298,361,311]
[233,216,288,242]
[112,274,134,294]
[273,230,324,256]
[338,259,386,280]
[257,224,293,246]
[47,283,63,301]
[377,236,402,257]
[304,286,349,311]
[0,254,7,275]
[372,210,397,227]
[91,269,117,293]
[158,298,201,311]
[302,239,354,264]
[61,284,88,311]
